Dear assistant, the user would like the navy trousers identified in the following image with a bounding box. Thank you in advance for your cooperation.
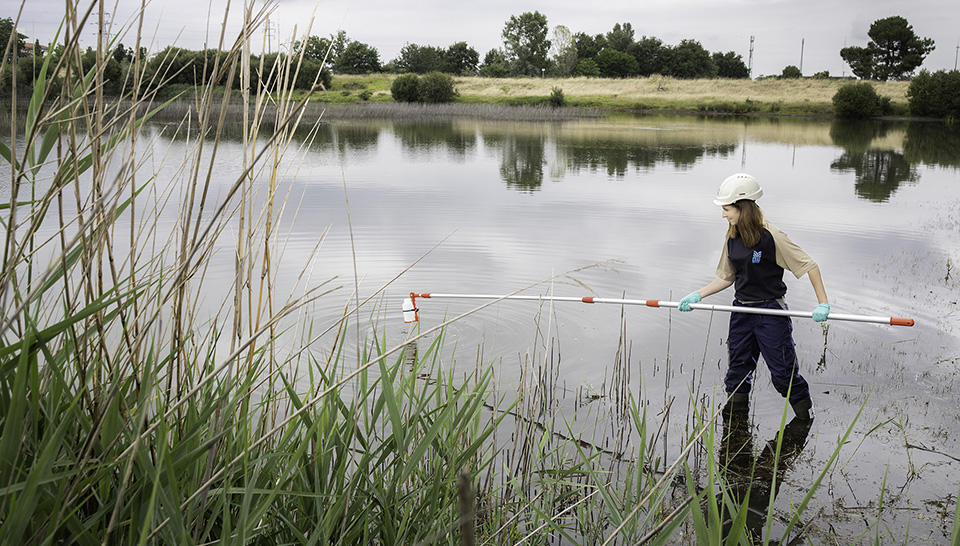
[725,300,810,403]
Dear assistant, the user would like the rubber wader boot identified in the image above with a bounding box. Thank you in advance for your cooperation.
[791,397,814,421]
[722,392,750,419]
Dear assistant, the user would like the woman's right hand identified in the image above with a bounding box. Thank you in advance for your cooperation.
[678,291,702,311]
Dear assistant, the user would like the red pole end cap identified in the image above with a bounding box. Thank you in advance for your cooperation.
[890,317,914,327]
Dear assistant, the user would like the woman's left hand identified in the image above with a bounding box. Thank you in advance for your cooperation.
[812,303,830,322]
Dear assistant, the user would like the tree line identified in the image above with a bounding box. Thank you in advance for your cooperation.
[5,12,958,120]
[2,12,941,84]
[291,15,751,80]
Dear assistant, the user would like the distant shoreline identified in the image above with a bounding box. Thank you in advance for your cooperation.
[309,74,914,118]
[0,74,922,122]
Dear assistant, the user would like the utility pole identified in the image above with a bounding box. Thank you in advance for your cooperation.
[799,38,804,74]
[955,42,958,70]
[91,10,112,50]
[748,35,755,77]
[265,16,277,53]
[841,38,846,77]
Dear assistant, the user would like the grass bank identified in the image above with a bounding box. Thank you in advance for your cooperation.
[316,74,912,117]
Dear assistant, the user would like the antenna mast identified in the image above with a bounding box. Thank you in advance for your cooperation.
[799,38,804,74]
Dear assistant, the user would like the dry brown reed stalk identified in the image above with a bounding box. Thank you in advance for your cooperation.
[458,469,477,546]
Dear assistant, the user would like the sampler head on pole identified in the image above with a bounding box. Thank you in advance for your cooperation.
[402,292,419,323]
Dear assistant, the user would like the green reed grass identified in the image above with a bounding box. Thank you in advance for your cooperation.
[0,1,935,544]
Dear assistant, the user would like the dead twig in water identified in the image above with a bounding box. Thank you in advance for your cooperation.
[905,442,960,463]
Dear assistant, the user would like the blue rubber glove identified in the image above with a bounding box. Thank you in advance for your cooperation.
[812,303,830,322]
[678,291,701,312]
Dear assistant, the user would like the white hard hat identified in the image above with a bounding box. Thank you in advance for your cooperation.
[713,173,763,206]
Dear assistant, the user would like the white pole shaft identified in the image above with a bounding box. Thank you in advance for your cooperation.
[411,293,914,327]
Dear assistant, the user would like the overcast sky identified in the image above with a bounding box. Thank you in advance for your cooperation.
[12,0,960,77]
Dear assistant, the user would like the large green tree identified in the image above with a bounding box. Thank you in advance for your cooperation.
[295,35,334,66]
[335,41,380,74]
[501,11,551,76]
[605,22,635,52]
[1,17,25,59]
[668,40,716,78]
[550,25,577,76]
[443,42,479,75]
[573,32,605,61]
[112,43,130,64]
[595,48,638,78]
[479,48,509,77]
[629,36,668,76]
[330,31,350,60]
[840,15,934,80]
[712,51,749,78]
[395,43,445,74]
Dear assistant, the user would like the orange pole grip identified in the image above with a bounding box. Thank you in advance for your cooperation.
[889,317,914,327]
[645,300,659,307]
[582,297,595,303]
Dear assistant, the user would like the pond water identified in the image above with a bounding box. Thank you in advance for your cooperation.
[6,112,960,541]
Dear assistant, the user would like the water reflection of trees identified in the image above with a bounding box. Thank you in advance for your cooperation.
[563,142,738,177]
[483,133,545,192]
[391,122,477,159]
[903,122,960,169]
[483,131,740,191]
[145,120,382,157]
[318,123,381,155]
[829,121,918,203]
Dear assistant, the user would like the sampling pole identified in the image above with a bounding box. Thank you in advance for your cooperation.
[403,292,915,327]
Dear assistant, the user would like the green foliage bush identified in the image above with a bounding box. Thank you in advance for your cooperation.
[293,59,332,90]
[335,41,381,74]
[781,65,802,78]
[359,89,373,101]
[417,72,457,103]
[812,70,830,79]
[391,73,420,102]
[549,87,566,107]
[478,62,510,77]
[594,48,639,78]
[832,82,884,119]
[390,72,456,103]
[479,48,510,77]
[573,58,600,77]
[907,70,960,120]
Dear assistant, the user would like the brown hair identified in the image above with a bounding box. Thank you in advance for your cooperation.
[726,199,765,247]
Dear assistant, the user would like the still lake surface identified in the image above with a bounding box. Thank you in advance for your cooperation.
[8,112,960,541]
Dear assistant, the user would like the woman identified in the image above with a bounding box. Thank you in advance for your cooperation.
[678,173,827,420]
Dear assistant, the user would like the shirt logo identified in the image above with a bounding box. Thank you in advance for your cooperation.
[752,250,762,263]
